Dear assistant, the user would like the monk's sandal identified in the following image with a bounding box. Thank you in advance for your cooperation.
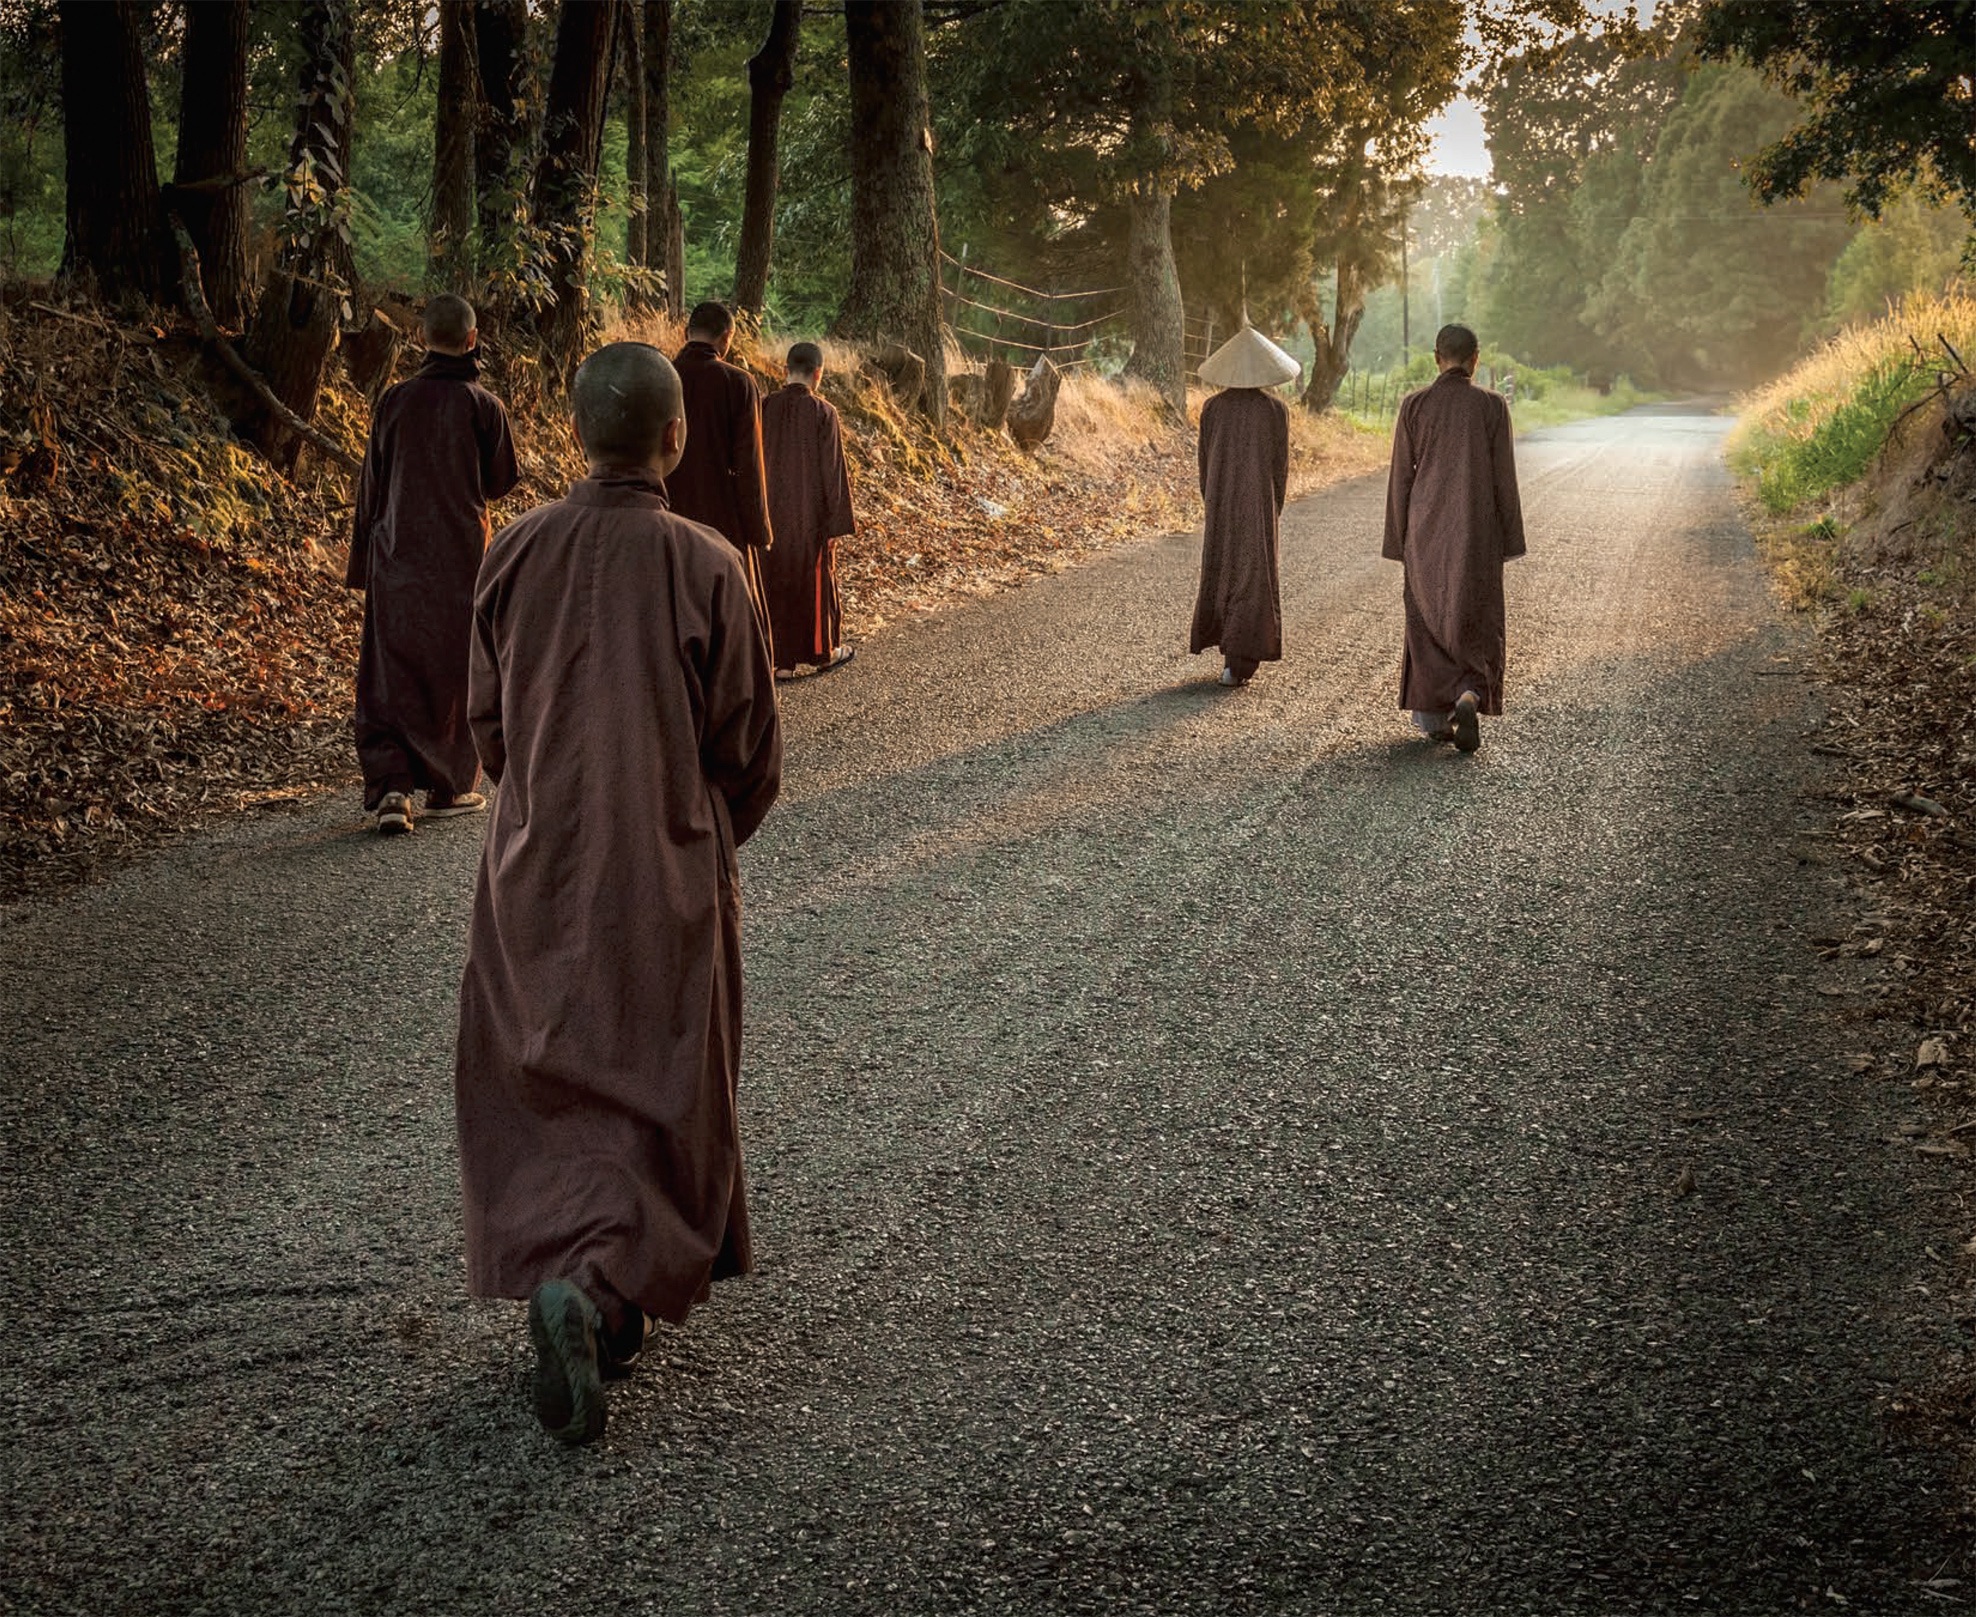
[376,792,414,835]
[528,1279,606,1445]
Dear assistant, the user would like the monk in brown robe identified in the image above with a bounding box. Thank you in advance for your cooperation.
[455,342,782,1446]
[1382,323,1527,754]
[760,342,857,676]
[1190,324,1298,686]
[347,293,518,834]
[668,301,776,664]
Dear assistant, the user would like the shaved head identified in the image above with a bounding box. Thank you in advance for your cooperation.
[1434,323,1479,365]
[424,293,476,350]
[687,300,735,342]
[572,342,683,466]
[786,341,823,378]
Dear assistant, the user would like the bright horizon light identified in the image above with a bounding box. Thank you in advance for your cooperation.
[1424,96,1493,179]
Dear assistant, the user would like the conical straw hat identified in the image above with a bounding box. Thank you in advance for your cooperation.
[1198,322,1301,389]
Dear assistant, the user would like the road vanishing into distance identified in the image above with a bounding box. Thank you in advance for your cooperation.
[4,404,1969,1614]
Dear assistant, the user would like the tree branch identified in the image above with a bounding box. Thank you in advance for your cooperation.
[168,210,363,475]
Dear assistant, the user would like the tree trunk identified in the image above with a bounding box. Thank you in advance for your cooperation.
[57,0,170,304]
[530,0,618,374]
[732,0,801,319]
[664,177,685,319]
[641,0,678,312]
[473,0,530,271]
[278,0,357,294]
[244,0,358,472]
[1297,261,1366,413]
[835,0,944,425]
[432,0,479,293]
[171,0,251,326]
[621,0,647,279]
[1122,176,1185,412]
[240,271,344,472]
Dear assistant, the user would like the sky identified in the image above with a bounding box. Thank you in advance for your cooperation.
[1426,0,1661,180]
[1425,97,1493,178]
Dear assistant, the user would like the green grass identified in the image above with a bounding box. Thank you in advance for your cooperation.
[1732,355,1933,514]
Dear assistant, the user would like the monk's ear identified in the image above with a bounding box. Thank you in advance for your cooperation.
[664,416,687,459]
[569,415,586,457]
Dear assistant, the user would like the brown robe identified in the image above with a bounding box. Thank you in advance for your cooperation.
[1190,387,1290,665]
[668,340,776,666]
[760,382,856,670]
[455,471,782,1328]
[1382,369,1527,715]
[346,350,519,809]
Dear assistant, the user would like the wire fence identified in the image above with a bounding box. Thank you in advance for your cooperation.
[939,249,1124,372]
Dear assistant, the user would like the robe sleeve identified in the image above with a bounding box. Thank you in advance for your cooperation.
[1381,399,1415,562]
[345,413,388,590]
[699,561,782,847]
[730,381,775,553]
[820,404,855,540]
[1271,398,1290,514]
[468,582,506,785]
[1196,402,1212,499]
[1490,396,1527,561]
[480,396,521,504]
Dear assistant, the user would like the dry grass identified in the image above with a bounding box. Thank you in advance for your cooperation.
[1728,285,1976,505]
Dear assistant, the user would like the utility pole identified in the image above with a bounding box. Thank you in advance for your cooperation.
[1400,209,1410,373]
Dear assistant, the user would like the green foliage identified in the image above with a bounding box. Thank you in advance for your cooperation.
[1734,355,1930,511]
[1695,0,1976,225]
[1826,194,1969,325]
[1596,65,1854,386]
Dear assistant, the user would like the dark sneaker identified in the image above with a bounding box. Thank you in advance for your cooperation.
[527,1279,606,1445]
[422,791,487,818]
[376,791,414,835]
[1452,691,1481,754]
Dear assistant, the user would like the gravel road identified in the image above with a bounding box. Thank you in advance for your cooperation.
[3,404,1968,1615]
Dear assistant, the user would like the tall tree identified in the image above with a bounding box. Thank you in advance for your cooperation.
[837,0,945,423]
[241,0,358,470]
[432,0,479,292]
[732,0,803,318]
[1121,50,1184,409]
[621,0,647,275]
[56,0,169,303]
[1296,145,1417,411]
[473,0,530,272]
[171,0,251,325]
[1696,0,1976,225]
[531,0,618,370]
[639,0,680,314]
[281,0,358,294]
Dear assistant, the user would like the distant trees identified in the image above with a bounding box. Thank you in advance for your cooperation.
[1474,17,1862,387]
[53,0,1937,446]
[936,0,1461,412]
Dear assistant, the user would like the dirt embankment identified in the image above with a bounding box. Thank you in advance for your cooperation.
[0,297,1384,903]
[1748,379,1976,1074]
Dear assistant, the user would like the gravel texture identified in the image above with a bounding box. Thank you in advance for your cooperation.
[1,404,1968,1615]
